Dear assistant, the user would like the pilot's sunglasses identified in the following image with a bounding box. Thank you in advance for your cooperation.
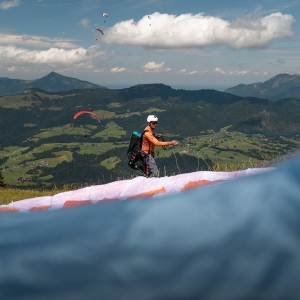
[151,122,158,125]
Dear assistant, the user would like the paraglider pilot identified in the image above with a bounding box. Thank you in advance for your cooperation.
[142,115,178,177]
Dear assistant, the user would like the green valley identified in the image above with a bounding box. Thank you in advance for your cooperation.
[1,84,300,189]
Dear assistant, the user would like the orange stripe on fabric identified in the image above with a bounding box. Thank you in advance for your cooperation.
[181,180,224,192]
[0,207,19,213]
[63,200,92,208]
[29,205,51,211]
[127,187,166,199]
[97,198,119,203]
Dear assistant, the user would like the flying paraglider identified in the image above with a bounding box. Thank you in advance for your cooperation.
[73,110,100,123]
[93,28,104,35]
[93,28,104,40]
[103,13,108,22]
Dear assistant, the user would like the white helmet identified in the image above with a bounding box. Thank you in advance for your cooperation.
[147,115,158,123]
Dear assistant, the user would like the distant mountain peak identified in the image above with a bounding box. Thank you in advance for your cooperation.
[31,72,107,92]
[225,73,300,101]
[41,71,79,81]
[0,72,107,96]
[47,71,60,76]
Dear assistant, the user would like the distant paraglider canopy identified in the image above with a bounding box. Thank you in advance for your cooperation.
[93,28,104,35]
[73,110,100,123]
[103,12,108,22]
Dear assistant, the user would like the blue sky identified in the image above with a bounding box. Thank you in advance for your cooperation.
[0,0,299,90]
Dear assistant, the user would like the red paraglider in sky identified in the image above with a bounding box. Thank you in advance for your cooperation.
[73,110,100,123]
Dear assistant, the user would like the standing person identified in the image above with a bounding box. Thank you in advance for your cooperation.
[142,115,178,177]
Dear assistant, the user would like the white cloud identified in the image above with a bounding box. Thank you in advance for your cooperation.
[93,68,105,73]
[178,69,198,75]
[110,67,126,73]
[142,61,171,73]
[0,45,103,65]
[214,67,226,74]
[180,68,252,76]
[0,0,20,10]
[0,33,79,48]
[143,61,164,70]
[214,68,249,75]
[7,66,17,71]
[228,70,249,75]
[102,12,295,50]
[77,18,90,29]
[178,69,187,74]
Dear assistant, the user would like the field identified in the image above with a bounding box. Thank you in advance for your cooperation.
[1,126,299,188]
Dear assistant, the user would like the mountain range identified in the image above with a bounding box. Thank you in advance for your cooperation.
[1,79,300,148]
[1,71,300,101]
[0,72,106,96]
[225,73,300,101]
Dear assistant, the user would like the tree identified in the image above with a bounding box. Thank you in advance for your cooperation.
[0,170,6,188]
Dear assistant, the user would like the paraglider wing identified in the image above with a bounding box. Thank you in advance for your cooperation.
[94,28,104,35]
[103,13,108,17]
[73,110,100,123]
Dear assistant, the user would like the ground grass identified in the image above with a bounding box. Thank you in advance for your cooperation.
[31,124,97,139]
[0,187,66,205]
[0,94,38,108]
[100,156,121,169]
[144,107,166,113]
[0,92,68,109]
[94,109,116,120]
[91,121,127,139]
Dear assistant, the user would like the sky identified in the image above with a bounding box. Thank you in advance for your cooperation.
[0,0,300,90]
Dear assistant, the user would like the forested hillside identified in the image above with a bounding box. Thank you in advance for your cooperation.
[1,84,300,188]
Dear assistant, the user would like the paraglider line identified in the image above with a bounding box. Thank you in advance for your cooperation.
[172,149,181,174]
[197,153,213,171]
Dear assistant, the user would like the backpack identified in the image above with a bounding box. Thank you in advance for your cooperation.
[127,130,149,175]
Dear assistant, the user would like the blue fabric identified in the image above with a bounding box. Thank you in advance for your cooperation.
[1,156,300,299]
[132,131,142,137]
